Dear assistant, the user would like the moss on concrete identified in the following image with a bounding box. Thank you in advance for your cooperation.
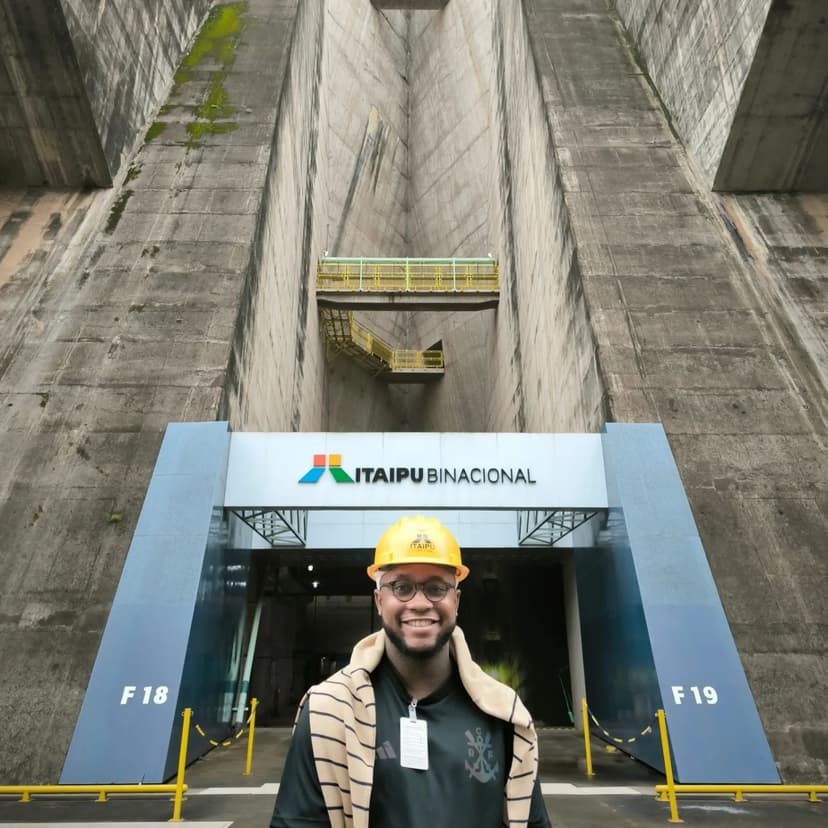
[125,162,143,183]
[145,121,167,142]
[186,120,238,143]
[171,1,247,149]
[104,190,133,234]
[182,3,246,69]
[196,76,234,120]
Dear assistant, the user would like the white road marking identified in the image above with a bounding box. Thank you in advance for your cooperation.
[191,784,279,795]
[540,783,647,795]
[185,782,649,797]
[681,804,753,814]
[0,823,234,827]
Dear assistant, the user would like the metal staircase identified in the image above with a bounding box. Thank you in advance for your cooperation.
[317,257,498,381]
[320,308,445,382]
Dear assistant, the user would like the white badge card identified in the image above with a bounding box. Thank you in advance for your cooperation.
[399,717,429,770]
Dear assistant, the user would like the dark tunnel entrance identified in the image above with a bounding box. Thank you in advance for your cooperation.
[245,551,573,728]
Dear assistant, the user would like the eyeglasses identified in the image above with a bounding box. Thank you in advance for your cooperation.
[379,579,456,603]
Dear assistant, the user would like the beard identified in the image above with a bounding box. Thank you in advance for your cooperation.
[382,619,456,661]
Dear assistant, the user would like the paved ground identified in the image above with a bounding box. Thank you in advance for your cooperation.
[0,729,824,826]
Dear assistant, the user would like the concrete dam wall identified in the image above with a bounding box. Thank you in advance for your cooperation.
[0,0,213,186]
[0,0,825,784]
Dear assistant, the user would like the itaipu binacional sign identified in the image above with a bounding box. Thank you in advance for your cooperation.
[225,432,607,510]
[298,451,537,485]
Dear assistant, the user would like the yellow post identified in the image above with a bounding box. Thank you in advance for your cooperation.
[656,709,683,823]
[170,707,191,822]
[581,698,594,777]
[244,697,259,776]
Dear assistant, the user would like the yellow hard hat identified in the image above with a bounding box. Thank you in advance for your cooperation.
[367,515,469,582]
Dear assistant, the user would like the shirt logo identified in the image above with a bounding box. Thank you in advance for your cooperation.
[465,727,499,783]
[376,740,397,760]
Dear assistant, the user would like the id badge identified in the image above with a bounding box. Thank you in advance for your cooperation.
[399,717,429,770]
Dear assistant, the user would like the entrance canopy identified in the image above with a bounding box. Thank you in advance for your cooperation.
[61,422,779,788]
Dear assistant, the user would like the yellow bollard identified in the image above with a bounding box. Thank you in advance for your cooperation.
[170,707,192,822]
[581,698,594,778]
[243,697,259,776]
[656,709,683,824]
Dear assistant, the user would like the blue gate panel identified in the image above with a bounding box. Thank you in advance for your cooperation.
[61,421,245,783]
[592,423,779,783]
[576,531,664,770]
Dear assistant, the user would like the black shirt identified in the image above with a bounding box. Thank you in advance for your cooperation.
[271,658,551,827]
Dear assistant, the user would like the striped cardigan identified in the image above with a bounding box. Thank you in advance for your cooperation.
[299,626,539,828]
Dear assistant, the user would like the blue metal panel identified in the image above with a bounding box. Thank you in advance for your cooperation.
[585,423,779,783]
[61,422,247,783]
[575,530,664,770]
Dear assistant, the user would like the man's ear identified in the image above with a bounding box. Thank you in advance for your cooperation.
[374,587,382,616]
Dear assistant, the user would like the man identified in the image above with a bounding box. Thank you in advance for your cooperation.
[270,515,551,827]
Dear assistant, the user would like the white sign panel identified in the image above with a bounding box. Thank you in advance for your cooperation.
[224,432,607,510]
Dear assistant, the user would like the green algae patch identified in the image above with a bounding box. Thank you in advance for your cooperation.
[182,2,247,70]
[145,121,167,143]
[196,76,234,121]
[186,120,237,144]
[171,1,248,149]
[125,162,143,184]
[105,190,133,234]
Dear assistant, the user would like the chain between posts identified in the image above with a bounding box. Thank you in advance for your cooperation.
[580,696,657,778]
[580,700,681,823]
[191,698,258,775]
[584,701,656,745]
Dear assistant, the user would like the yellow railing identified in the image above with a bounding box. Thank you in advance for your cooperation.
[1,702,259,821]
[655,783,827,803]
[0,783,186,803]
[0,707,192,820]
[348,315,444,370]
[390,350,444,370]
[349,314,394,364]
[317,257,499,293]
[319,309,443,375]
[652,708,826,822]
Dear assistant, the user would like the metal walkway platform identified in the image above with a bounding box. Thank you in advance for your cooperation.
[316,257,496,380]
[316,257,499,310]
